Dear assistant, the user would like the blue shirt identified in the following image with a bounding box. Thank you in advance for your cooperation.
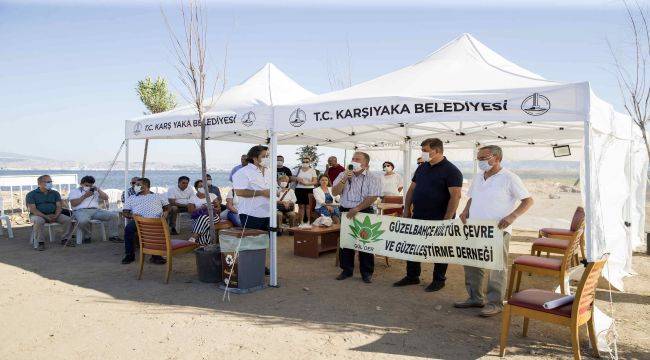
[229,164,244,182]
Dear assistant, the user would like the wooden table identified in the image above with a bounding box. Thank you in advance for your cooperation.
[290,224,341,258]
[376,203,403,215]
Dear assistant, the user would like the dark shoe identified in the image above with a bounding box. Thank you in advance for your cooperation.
[150,255,166,265]
[336,272,352,280]
[170,228,179,235]
[424,280,445,292]
[61,238,75,247]
[393,276,420,287]
[121,254,135,264]
[37,242,45,251]
[454,298,486,308]
[83,237,91,244]
[362,275,373,284]
[265,267,270,276]
[109,236,124,243]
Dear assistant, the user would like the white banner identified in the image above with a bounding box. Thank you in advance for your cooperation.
[340,213,505,270]
[274,84,585,132]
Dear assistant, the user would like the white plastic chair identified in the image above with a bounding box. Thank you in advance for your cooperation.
[67,199,107,244]
[30,223,60,248]
[0,197,14,239]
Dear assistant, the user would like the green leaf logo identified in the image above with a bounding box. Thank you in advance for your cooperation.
[349,215,384,243]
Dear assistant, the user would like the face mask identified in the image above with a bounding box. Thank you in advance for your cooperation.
[45,182,53,190]
[198,188,205,194]
[206,180,212,186]
[478,160,492,171]
[420,151,430,162]
[133,185,142,193]
[383,167,391,173]
[279,182,288,188]
[260,157,270,168]
[83,186,91,192]
[301,162,309,168]
[277,161,284,167]
[350,161,362,170]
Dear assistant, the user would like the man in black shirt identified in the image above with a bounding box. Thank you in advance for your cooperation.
[394,138,463,292]
[277,155,293,179]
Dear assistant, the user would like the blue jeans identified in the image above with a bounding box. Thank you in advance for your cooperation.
[316,206,340,219]
[227,211,242,227]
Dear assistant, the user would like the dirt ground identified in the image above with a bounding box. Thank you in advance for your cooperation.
[0,223,648,360]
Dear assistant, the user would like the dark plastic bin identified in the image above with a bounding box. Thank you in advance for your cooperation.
[194,245,222,283]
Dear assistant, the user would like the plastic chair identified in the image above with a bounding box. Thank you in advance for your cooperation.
[133,216,198,283]
[30,223,61,248]
[0,197,13,239]
[500,255,607,359]
[507,220,585,297]
[534,207,586,263]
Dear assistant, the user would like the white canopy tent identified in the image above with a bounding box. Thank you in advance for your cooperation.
[125,35,647,293]
[124,63,316,286]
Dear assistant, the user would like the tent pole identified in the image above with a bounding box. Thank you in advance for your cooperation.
[269,130,278,287]
[141,139,149,178]
[583,85,593,261]
[472,144,479,176]
[124,139,129,194]
[403,126,411,196]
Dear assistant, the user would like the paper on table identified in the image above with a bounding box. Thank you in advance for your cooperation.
[543,295,575,309]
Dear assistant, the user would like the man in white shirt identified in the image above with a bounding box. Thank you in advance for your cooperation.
[68,175,120,242]
[167,175,195,235]
[455,145,534,317]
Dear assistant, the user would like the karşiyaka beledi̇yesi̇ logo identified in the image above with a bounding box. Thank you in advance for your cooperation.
[521,93,550,116]
[349,215,385,244]
[242,111,256,127]
[289,108,307,127]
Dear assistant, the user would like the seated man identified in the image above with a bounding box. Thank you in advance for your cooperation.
[26,175,73,250]
[121,177,168,265]
[277,175,298,228]
[166,175,195,235]
[68,175,121,242]
[121,176,140,203]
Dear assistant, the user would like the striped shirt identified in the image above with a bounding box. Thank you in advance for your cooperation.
[333,169,382,209]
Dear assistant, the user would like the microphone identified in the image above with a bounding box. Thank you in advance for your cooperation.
[347,164,354,185]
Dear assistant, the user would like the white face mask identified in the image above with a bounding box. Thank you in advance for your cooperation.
[206,180,212,186]
[279,182,288,188]
[478,160,492,171]
[277,161,284,167]
[83,186,91,192]
[301,162,310,169]
[260,157,270,168]
[420,151,430,162]
[350,161,362,171]
[383,166,392,173]
[133,185,142,193]
[197,188,205,194]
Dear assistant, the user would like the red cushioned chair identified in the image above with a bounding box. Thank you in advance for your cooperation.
[500,256,606,360]
[534,207,586,262]
[507,219,585,297]
[134,216,199,284]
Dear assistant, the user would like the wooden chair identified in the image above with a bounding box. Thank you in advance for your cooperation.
[534,207,586,262]
[133,216,199,283]
[507,220,585,297]
[500,256,607,359]
[307,193,319,223]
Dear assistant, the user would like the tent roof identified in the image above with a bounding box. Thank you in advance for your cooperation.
[302,33,560,103]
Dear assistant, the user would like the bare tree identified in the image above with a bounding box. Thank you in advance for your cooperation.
[325,37,353,91]
[610,0,650,160]
[162,0,226,243]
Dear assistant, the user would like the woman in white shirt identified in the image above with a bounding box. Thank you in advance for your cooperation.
[232,145,272,230]
[312,174,340,224]
[276,175,298,228]
[293,157,317,223]
[381,161,403,196]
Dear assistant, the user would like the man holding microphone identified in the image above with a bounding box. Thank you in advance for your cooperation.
[332,151,382,283]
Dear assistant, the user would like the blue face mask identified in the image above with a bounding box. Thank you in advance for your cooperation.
[45,182,53,190]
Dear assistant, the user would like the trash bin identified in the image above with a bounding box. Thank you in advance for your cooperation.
[194,245,222,283]
[218,228,269,294]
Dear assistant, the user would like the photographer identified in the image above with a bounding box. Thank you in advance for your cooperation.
[68,175,121,242]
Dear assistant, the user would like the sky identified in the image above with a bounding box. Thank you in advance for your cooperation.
[0,0,635,169]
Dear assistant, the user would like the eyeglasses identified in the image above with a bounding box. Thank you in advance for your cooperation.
[130,182,136,185]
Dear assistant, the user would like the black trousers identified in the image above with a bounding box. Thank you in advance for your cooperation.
[405,212,449,282]
[239,214,270,231]
[339,207,374,277]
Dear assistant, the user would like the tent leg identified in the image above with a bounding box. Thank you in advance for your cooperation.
[141,139,149,178]
[124,139,130,194]
[403,126,411,195]
[583,87,593,261]
[473,145,479,176]
[269,130,278,287]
